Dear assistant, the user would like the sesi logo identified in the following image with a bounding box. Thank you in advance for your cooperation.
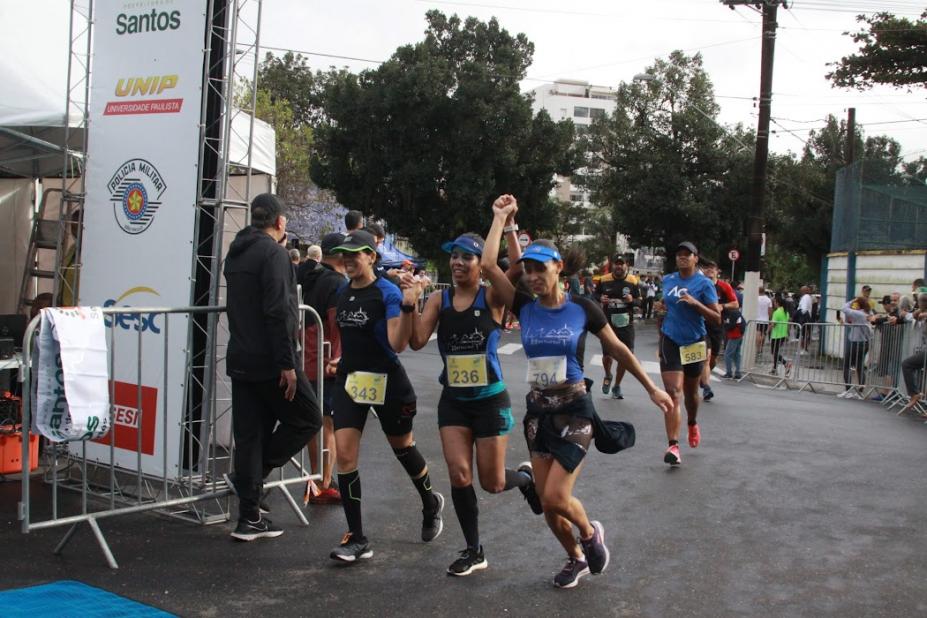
[93,381,158,455]
[116,10,181,35]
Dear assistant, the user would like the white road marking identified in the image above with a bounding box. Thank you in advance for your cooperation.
[588,356,719,382]
[497,343,523,355]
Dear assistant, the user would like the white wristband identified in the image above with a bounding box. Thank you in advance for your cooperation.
[503,224,518,234]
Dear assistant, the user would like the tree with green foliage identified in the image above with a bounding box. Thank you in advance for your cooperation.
[583,51,748,268]
[310,11,578,258]
[828,11,927,90]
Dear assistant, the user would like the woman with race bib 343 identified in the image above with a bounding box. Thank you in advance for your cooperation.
[408,227,543,576]
[481,195,674,589]
[327,229,444,563]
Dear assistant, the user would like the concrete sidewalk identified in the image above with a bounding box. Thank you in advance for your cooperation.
[1,324,925,616]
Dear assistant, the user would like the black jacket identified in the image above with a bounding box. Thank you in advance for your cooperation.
[224,226,298,381]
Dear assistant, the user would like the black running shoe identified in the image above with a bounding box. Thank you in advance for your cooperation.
[422,492,445,542]
[611,385,624,400]
[517,461,543,515]
[580,520,610,574]
[330,532,373,563]
[230,517,284,542]
[702,386,714,401]
[447,546,488,576]
[553,556,590,589]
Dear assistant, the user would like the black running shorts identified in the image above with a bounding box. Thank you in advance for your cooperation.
[611,324,635,351]
[437,388,514,439]
[333,367,416,436]
[659,336,705,378]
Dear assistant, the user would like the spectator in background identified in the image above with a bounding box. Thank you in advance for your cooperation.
[899,278,925,313]
[345,210,364,232]
[288,248,301,266]
[642,277,656,319]
[756,286,773,352]
[869,295,905,401]
[900,293,927,412]
[795,285,813,354]
[770,294,790,376]
[306,245,322,264]
[722,301,745,380]
[299,232,348,504]
[838,297,873,399]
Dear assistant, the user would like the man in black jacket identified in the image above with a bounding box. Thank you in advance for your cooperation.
[223,193,321,541]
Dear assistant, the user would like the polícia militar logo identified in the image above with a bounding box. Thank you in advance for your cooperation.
[108,158,167,234]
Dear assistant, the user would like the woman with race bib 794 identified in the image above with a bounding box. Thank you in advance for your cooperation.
[481,195,674,589]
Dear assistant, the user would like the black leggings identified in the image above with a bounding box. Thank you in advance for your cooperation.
[843,341,869,387]
[771,338,786,370]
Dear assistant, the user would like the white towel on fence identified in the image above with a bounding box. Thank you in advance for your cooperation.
[35,307,111,442]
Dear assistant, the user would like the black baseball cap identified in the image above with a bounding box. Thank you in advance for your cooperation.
[881,295,892,304]
[320,232,346,256]
[676,241,698,255]
[332,230,377,254]
[612,253,626,263]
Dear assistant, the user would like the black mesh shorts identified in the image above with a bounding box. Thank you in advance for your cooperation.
[438,388,514,438]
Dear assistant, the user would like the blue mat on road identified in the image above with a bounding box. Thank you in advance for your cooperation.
[0,581,175,617]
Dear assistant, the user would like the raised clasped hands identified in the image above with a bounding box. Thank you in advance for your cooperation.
[492,194,518,220]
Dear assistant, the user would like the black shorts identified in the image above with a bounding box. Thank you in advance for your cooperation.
[757,323,769,335]
[523,385,594,473]
[333,367,416,436]
[610,324,635,351]
[438,388,514,438]
[309,378,336,417]
[659,336,705,378]
[706,326,722,357]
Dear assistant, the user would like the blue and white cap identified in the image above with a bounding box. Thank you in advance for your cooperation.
[517,243,562,264]
[441,234,484,256]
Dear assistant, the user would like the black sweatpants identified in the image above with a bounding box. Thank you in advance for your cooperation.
[231,371,321,520]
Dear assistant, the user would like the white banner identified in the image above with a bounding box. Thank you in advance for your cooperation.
[76,1,208,476]
[35,307,111,442]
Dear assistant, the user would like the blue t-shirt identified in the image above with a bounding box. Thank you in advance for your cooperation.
[513,292,608,384]
[660,271,718,346]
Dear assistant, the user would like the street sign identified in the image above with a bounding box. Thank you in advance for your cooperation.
[517,231,532,249]
[728,249,740,262]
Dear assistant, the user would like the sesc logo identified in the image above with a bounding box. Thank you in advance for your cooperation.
[108,158,166,234]
[116,9,181,35]
[103,286,162,334]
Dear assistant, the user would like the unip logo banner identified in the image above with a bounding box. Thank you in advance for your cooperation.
[35,307,111,442]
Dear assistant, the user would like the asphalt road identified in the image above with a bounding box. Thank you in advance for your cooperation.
[2,323,926,617]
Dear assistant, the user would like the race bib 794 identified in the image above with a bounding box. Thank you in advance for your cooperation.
[527,356,568,388]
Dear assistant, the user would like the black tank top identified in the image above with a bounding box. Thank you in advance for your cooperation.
[436,287,504,398]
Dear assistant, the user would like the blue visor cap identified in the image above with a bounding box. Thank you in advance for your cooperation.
[441,235,484,256]
[517,243,562,264]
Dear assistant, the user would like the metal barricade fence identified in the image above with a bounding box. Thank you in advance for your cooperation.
[740,319,927,415]
[18,304,325,569]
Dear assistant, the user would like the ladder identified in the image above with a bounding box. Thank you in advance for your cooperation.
[17,187,83,314]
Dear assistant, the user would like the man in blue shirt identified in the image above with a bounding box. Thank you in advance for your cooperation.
[656,242,721,466]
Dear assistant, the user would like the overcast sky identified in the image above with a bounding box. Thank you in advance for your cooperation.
[6,0,927,159]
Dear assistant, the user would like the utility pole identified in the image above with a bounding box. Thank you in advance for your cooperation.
[721,0,786,369]
[846,107,856,164]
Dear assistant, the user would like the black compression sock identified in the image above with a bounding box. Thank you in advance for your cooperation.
[451,485,479,550]
[337,470,363,539]
[503,468,530,491]
[393,444,437,510]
